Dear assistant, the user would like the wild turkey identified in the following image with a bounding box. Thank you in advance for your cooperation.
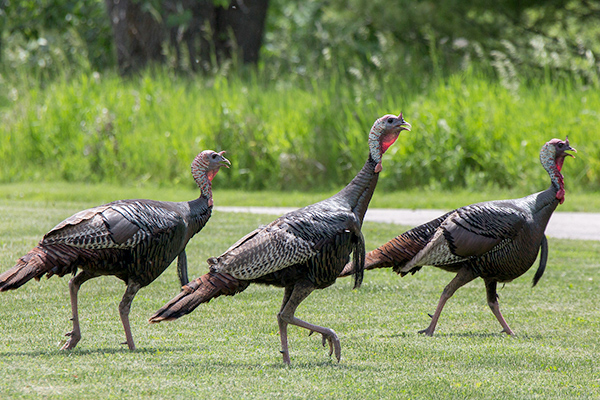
[149,113,412,364]
[0,150,230,350]
[340,138,576,336]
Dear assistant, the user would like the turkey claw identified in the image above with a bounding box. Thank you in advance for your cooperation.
[314,330,341,362]
[60,331,81,350]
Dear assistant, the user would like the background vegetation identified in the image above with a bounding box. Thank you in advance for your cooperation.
[0,0,598,193]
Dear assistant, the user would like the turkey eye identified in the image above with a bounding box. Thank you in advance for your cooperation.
[387,118,394,124]
[558,143,564,148]
[212,154,217,158]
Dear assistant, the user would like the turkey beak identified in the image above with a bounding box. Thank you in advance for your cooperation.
[217,151,231,168]
[397,112,411,132]
[565,145,576,158]
[563,136,576,158]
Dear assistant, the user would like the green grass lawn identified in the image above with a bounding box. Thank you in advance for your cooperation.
[0,194,599,399]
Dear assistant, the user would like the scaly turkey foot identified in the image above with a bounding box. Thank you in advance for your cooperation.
[418,313,437,336]
[309,329,341,362]
[418,326,435,337]
[500,328,515,335]
[280,350,291,365]
[120,340,136,350]
[60,330,81,350]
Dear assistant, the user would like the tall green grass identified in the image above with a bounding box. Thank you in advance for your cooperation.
[1,68,597,192]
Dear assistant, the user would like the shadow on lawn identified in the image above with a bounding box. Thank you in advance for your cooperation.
[153,358,371,370]
[0,346,189,358]
[0,346,367,370]
[385,331,545,340]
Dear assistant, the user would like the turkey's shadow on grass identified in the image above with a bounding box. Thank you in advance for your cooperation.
[154,359,369,371]
[0,346,186,358]
[385,331,545,340]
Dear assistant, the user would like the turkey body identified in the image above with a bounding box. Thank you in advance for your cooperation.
[150,113,412,364]
[399,191,556,281]
[151,160,376,364]
[340,138,575,336]
[0,150,229,350]
[30,199,210,285]
[219,194,368,289]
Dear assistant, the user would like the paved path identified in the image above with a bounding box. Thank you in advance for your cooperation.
[215,206,600,241]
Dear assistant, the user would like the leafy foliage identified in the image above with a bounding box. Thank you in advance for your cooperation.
[0,0,113,76]
[263,0,600,86]
[1,0,599,84]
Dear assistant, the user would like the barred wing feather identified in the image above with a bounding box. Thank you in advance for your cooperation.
[213,207,359,280]
[403,203,527,271]
[42,202,183,250]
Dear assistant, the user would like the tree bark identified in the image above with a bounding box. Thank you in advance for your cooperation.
[164,0,216,71]
[105,0,165,75]
[105,0,269,74]
[165,0,269,71]
[215,0,270,64]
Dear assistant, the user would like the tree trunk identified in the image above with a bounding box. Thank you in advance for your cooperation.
[215,0,269,64]
[164,0,269,71]
[164,0,216,72]
[105,0,269,74]
[105,0,165,75]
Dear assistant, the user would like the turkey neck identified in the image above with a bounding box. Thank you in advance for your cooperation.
[188,195,212,221]
[529,184,559,227]
[332,155,379,225]
[185,169,215,235]
[530,153,564,225]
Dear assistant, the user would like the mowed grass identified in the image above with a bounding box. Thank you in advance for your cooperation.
[1,181,599,212]
[0,197,599,399]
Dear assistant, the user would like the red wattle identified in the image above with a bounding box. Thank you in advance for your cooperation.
[207,169,218,182]
[556,188,565,204]
[380,132,399,154]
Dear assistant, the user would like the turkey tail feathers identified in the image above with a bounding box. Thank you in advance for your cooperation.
[351,232,365,289]
[0,246,53,291]
[340,213,450,279]
[149,271,246,323]
[339,247,390,277]
[532,235,548,287]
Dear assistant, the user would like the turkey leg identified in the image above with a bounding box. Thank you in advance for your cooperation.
[277,280,340,365]
[119,281,141,350]
[61,271,95,350]
[485,279,514,335]
[419,267,478,336]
